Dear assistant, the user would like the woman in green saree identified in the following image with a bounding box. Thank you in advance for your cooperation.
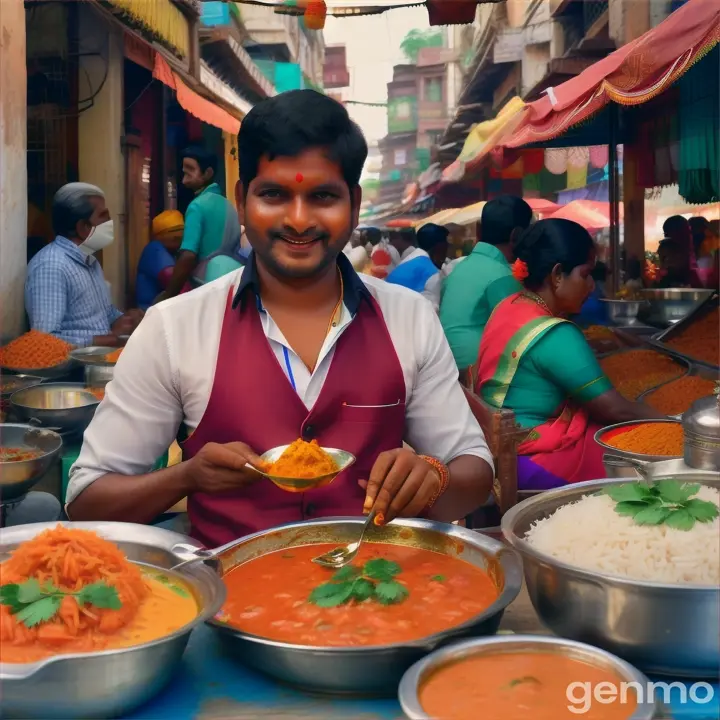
[474,219,661,490]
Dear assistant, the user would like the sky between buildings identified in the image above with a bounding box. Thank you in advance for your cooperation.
[322,5,430,145]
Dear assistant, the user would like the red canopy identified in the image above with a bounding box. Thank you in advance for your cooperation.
[491,0,719,152]
[548,200,624,232]
[525,198,560,215]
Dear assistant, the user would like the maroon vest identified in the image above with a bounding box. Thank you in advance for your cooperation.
[182,290,406,548]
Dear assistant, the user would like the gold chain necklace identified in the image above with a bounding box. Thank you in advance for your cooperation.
[524,291,554,316]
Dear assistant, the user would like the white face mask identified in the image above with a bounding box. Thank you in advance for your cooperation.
[79,219,114,256]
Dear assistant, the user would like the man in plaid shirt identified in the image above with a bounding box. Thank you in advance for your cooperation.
[25,183,141,347]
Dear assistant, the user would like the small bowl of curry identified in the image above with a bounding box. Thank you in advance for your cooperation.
[255,439,355,492]
[399,635,661,720]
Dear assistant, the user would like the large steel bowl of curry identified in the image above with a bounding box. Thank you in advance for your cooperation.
[502,477,720,678]
[0,521,226,719]
[203,517,523,696]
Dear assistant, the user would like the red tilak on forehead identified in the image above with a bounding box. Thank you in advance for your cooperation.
[295,173,304,183]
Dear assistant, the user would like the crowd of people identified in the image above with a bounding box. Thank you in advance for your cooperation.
[13,89,718,543]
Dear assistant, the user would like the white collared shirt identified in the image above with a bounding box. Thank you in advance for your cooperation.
[67,268,493,505]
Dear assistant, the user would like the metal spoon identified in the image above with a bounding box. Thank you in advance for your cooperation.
[312,510,379,570]
[169,543,223,572]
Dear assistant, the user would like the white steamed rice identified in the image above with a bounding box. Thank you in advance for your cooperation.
[524,485,720,585]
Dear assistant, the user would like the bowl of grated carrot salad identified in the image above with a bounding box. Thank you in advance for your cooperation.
[0,331,75,379]
[0,522,225,719]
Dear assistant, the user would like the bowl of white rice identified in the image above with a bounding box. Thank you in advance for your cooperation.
[501,475,720,678]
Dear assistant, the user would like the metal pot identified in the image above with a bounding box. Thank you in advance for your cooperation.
[598,298,644,326]
[640,288,713,328]
[595,419,683,470]
[0,424,63,502]
[0,521,225,719]
[683,394,720,471]
[501,478,720,678]
[84,364,114,388]
[398,635,662,720]
[205,516,523,696]
[10,383,99,435]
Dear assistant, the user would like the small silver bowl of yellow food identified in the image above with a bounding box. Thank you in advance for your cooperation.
[253,439,356,492]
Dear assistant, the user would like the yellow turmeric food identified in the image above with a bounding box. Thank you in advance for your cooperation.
[264,439,338,479]
[667,308,719,366]
[583,325,615,340]
[645,376,717,415]
[104,348,123,363]
[600,350,684,400]
[605,422,683,456]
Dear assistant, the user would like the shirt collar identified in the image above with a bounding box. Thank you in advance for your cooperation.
[232,249,371,316]
[197,183,222,197]
[471,242,511,266]
[54,235,93,266]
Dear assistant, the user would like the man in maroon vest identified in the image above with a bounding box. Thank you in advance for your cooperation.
[67,90,494,548]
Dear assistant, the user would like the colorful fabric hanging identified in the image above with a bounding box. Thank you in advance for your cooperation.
[545,148,568,175]
[589,145,609,168]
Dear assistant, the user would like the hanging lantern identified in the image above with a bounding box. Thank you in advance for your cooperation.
[304,1,327,30]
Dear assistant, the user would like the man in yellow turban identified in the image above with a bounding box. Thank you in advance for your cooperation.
[136,210,186,310]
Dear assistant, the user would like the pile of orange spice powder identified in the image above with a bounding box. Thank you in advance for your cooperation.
[605,422,684,456]
[645,375,717,415]
[0,331,72,370]
[667,307,719,367]
[599,350,684,400]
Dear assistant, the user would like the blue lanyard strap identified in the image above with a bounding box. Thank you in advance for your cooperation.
[283,345,297,392]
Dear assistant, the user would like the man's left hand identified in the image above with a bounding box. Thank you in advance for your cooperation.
[359,449,441,524]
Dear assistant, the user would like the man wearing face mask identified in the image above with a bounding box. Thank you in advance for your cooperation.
[25,183,141,347]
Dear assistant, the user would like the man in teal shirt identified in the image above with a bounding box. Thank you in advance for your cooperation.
[159,147,240,300]
[439,196,533,369]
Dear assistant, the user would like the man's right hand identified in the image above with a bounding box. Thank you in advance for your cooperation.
[181,442,264,494]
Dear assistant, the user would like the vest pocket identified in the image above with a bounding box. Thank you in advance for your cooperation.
[338,400,405,425]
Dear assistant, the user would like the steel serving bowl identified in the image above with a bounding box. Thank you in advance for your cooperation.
[0,521,225,719]
[205,516,523,696]
[10,383,99,434]
[68,346,118,368]
[595,419,683,467]
[398,635,661,720]
[640,288,713,328]
[0,374,44,399]
[601,455,720,480]
[256,444,356,492]
[501,477,720,677]
[0,360,75,380]
[599,298,643,326]
[0,424,63,502]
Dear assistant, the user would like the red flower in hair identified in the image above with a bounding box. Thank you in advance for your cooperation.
[511,259,529,281]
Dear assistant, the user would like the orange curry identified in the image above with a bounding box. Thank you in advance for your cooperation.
[219,543,498,647]
[419,652,636,720]
[0,447,42,462]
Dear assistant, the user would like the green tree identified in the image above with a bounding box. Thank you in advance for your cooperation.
[400,29,443,64]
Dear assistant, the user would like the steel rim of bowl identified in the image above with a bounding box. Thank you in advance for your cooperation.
[207,516,524,653]
[501,477,720,592]
[594,419,684,462]
[0,561,224,680]
[0,423,63,461]
[398,634,658,720]
[9,384,100,412]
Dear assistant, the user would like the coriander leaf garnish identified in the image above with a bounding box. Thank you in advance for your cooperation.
[151,573,191,598]
[308,559,410,608]
[430,575,446,583]
[506,676,541,689]
[605,480,718,531]
[363,558,401,582]
[15,595,62,628]
[0,579,122,628]
[374,580,409,605]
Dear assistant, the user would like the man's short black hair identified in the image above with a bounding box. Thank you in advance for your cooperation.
[480,195,533,246]
[238,89,368,190]
[364,227,382,244]
[417,223,449,253]
[662,215,689,237]
[182,146,218,175]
